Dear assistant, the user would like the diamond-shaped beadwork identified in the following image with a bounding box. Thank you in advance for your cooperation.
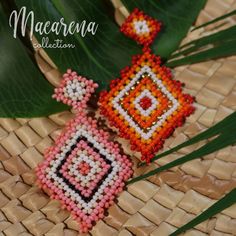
[53,69,98,110]
[36,114,133,233]
[99,51,195,162]
[120,8,161,46]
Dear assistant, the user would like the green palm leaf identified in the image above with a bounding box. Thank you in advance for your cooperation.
[0,3,68,117]
[170,188,236,236]
[170,26,236,59]
[1,0,234,116]
[167,24,236,66]
[167,39,236,66]
[139,111,236,166]
[191,9,236,31]
[129,112,236,184]
[121,0,206,59]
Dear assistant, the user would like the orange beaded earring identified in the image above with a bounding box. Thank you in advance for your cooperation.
[99,8,195,163]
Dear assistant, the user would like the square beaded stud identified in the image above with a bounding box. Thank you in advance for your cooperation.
[120,8,161,47]
[36,113,133,233]
[53,69,98,110]
[99,50,195,163]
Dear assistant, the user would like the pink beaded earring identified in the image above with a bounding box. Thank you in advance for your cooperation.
[36,69,133,233]
[53,69,98,111]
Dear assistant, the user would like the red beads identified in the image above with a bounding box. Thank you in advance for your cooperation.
[100,9,196,163]
[120,8,161,47]
[99,51,195,163]
[77,161,91,175]
[139,96,152,110]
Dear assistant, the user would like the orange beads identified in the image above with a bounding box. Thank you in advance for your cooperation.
[99,51,195,163]
[99,8,195,163]
[120,8,161,47]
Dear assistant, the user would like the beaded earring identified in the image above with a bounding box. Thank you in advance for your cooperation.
[99,9,195,163]
[53,69,98,111]
[36,70,133,233]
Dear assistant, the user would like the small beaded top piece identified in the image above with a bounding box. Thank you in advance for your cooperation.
[53,69,98,110]
[36,71,133,233]
[120,8,161,47]
[99,9,195,163]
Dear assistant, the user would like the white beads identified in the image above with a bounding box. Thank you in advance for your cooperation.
[134,20,150,34]
[112,65,180,140]
[134,89,158,116]
[46,126,123,211]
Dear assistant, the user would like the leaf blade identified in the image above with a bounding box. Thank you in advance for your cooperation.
[170,188,236,236]
[139,112,236,166]
[121,0,206,59]
[170,25,236,59]
[16,0,141,91]
[191,9,236,32]
[129,112,236,184]
[167,39,236,67]
[0,2,68,117]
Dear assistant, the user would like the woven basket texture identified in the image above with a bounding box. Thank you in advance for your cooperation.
[0,0,236,235]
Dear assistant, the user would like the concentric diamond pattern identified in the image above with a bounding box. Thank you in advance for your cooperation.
[36,114,133,233]
[120,8,161,46]
[134,89,158,116]
[59,142,110,197]
[99,51,195,162]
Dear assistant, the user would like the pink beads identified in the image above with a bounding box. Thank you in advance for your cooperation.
[78,161,91,175]
[53,69,98,111]
[36,70,133,233]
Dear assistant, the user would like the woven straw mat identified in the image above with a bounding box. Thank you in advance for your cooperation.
[1,0,236,235]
